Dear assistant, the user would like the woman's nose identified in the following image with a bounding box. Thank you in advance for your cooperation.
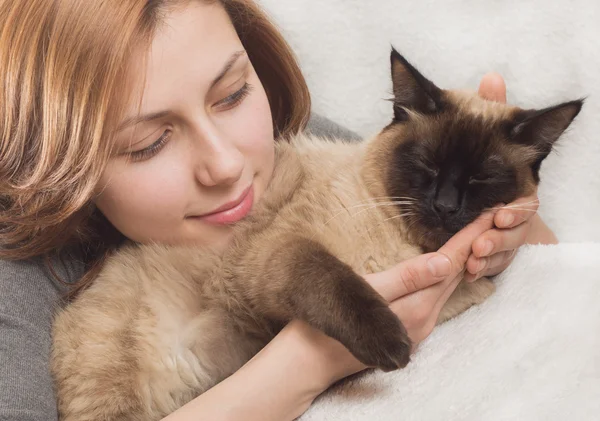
[193,127,245,187]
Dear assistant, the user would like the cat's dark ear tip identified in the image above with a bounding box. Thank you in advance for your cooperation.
[572,97,586,115]
[562,97,585,121]
[390,46,406,65]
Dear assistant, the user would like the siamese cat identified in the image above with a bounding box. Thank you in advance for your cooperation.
[52,49,583,421]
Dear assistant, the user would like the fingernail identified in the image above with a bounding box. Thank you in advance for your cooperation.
[481,241,494,257]
[427,255,452,277]
[502,214,515,227]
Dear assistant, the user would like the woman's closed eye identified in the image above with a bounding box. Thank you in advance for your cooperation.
[129,129,172,162]
[127,83,253,162]
[214,82,253,110]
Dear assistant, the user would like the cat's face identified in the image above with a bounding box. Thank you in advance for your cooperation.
[365,50,583,252]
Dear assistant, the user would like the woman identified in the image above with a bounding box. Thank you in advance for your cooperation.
[0,1,557,420]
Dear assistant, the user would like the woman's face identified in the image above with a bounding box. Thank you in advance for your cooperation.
[95,2,275,249]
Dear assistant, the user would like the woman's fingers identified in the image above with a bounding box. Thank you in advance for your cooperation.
[478,72,507,103]
[396,212,496,309]
[467,249,515,276]
[437,210,496,277]
[493,193,540,229]
[389,269,465,344]
[472,220,529,259]
[367,211,495,302]
[465,250,516,282]
[482,250,516,277]
[366,253,452,302]
[370,212,496,344]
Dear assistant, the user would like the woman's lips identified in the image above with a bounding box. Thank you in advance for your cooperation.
[191,185,254,225]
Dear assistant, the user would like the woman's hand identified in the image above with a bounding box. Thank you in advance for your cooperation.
[464,193,558,282]
[317,211,497,386]
[367,212,496,343]
[464,73,559,283]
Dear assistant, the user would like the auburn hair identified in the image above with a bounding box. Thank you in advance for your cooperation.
[0,0,311,290]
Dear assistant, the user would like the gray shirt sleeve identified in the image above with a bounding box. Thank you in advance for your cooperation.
[0,113,355,421]
[0,255,84,421]
[305,113,362,141]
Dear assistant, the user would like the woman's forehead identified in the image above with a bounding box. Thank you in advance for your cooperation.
[122,2,243,120]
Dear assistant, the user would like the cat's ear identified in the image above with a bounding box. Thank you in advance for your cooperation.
[509,99,584,157]
[390,47,444,121]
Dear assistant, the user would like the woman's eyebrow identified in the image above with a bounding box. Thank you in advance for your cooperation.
[118,110,170,131]
[118,50,247,131]
[209,50,247,89]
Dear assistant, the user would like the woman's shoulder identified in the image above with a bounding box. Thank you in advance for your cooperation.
[0,249,85,315]
[0,249,85,295]
[306,113,362,141]
[0,251,84,419]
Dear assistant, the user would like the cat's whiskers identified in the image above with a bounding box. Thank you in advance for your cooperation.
[331,196,417,212]
[348,201,415,220]
[492,207,538,213]
[343,200,416,213]
[381,213,416,225]
[490,199,540,211]
[312,200,417,242]
[364,212,416,236]
[322,199,416,229]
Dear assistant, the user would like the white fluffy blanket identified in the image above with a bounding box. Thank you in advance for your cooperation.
[255,1,600,418]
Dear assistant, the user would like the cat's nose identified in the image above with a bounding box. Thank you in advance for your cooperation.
[433,199,459,218]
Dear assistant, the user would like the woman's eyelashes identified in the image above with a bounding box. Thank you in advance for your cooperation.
[128,83,253,162]
[129,129,172,162]
[214,82,253,110]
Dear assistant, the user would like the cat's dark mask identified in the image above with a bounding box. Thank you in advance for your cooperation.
[371,48,583,252]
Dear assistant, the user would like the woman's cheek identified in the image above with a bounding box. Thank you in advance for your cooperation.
[232,74,274,153]
[96,157,191,242]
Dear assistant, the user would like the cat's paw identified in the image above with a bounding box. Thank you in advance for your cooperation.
[274,236,412,372]
[348,304,412,372]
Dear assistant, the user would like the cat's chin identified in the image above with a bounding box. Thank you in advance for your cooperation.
[407,225,454,253]
[415,213,485,251]
[440,216,477,235]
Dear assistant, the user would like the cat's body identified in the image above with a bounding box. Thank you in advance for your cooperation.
[52,134,495,420]
[51,51,582,420]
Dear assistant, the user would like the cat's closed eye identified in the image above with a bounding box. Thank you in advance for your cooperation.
[468,174,493,184]
[414,160,439,179]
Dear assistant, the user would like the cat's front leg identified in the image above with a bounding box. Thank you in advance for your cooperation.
[249,236,412,372]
